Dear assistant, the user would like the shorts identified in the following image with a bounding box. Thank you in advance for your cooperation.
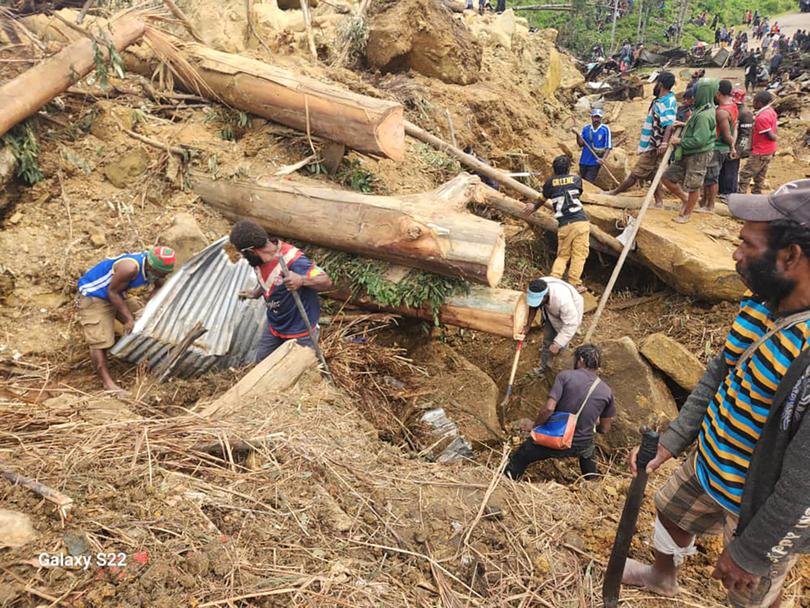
[579,163,601,184]
[630,149,659,181]
[662,150,713,193]
[655,456,797,608]
[703,150,728,186]
[77,295,141,350]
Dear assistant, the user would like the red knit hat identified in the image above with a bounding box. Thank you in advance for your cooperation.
[147,246,176,273]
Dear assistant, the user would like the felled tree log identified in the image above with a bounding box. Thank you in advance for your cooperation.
[191,172,506,287]
[199,340,317,419]
[326,285,528,338]
[131,42,404,159]
[0,15,145,138]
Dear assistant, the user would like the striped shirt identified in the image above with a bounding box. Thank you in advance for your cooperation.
[638,91,676,153]
[694,297,810,514]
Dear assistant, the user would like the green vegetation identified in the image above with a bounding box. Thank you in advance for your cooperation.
[315,249,470,325]
[2,120,43,185]
[512,0,796,55]
[91,33,125,88]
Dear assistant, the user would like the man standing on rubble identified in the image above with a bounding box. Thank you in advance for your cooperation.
[622,179,810,608]
[607,72,676,202]
[576,108,612,185]
[230,219,333,361]
[516,277,584,376]
[77,246,176,393]
[700,79,737,213]
[662,78,718,224]
[505,344,615,481]
[719,88,753,196]
[739,91,777,195]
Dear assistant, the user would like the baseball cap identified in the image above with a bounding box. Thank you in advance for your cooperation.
[732,88,746,103]
[728,180,810,227]
[147,245,176,273]
[591,108,604,117]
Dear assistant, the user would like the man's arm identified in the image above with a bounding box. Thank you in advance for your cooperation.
[106,260,138,334]
[516,306,539,340]
[717,108,735,148]
[534,398,558,426]
[660,354,727,456]
[726,410,810,577]
[596,417,614,433]
[283,266,333,292]
[552,296,581,349]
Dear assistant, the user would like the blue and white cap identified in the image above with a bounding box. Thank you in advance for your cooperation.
[527,280,549,308]
[591,108,604,117]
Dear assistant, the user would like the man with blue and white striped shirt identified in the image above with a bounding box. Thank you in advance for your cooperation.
[607,72,677,202]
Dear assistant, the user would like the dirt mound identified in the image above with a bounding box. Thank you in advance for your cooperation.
[367,0,482,85]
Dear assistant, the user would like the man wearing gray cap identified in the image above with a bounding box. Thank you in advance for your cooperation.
[622,179,810,608]
[576,108,613,185]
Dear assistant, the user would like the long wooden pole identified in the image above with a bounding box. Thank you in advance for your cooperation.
[584,139,677,342]
[609,0,619,51]
[404,121,542,202]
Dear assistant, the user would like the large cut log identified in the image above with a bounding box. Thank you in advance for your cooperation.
[326,285,527,338]
[191,172,506,287]
[581,189,733,218]
[23,11,404,160]
[132,42,404,159]
[0,15,145,138]
[199,340,317,419]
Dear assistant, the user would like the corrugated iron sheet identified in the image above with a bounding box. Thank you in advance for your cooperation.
[111,237,266,378]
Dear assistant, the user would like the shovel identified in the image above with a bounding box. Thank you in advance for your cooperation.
[499,339,524,409]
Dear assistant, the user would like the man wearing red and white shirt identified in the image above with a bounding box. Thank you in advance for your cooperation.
[739,91,777,194]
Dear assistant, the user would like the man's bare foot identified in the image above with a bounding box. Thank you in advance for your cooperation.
[102,381,128,396]
[652,200,663,209]
[622,558,679,597]
[672,215,690,224]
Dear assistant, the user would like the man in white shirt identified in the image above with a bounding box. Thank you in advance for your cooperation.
[517,277,585,375]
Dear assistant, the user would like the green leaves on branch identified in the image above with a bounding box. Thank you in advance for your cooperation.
[3,120,43,185]
[91,33,125,89]
[315,249,469,325]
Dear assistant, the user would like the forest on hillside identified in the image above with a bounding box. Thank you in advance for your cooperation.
[513,0,796,54]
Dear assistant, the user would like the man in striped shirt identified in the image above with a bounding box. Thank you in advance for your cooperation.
[622,179,810,607]
[607,71,676,203]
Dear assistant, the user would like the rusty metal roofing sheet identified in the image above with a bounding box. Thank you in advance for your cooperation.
[111,237,266,378]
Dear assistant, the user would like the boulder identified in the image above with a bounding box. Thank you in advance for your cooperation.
[0,508,36,548]
[467,9,516,50]
[593,146,629,191]
[640,333,704,392]
[411,341,501,445]
[598,336,678,449]
[160,213,207,268]
[104,148,149,188]
[583,204,746,301]
[367,0,482,85]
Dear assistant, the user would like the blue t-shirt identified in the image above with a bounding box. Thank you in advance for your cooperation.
[580,124,613,166]
[256,245,323,340]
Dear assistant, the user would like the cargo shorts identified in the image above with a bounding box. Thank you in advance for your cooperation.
[662,149,713,193]
[77,296,141,350]
[703,150,729,186]
[655,455,797,608]
[630,149,660,181]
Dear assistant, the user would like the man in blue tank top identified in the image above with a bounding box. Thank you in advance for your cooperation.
[77,246,176,393]
[229,220,333,361]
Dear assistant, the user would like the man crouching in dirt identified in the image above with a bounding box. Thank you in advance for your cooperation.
[516,277,584,376]
[77,246,176,393]
[622,179,810,608]
[230,219,333,361]
[505,344,615,480]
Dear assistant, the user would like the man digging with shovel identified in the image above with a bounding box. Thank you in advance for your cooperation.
[620,180,810,608]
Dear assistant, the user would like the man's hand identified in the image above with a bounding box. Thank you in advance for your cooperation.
[524,204,536,217]
[519,419,533,433]
[283,272,305,291]
[238,288,261,300]
[123,318,134,335]
[548,343,561,355]
[629,442,672,477]
[670,135,682,146]
[515,332,526,341]
[712,549,760,593]
[729,149,738,160]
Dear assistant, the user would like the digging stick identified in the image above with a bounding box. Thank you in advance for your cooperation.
[499,339,523,408]
[583,130,679,342]
[602,428,660,608]
[277,255,333,383]
[571,127,620,186]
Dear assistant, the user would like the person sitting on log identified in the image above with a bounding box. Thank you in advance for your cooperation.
[525,155,591,293]
[505,344,615,481]
[230,219,333,362]
[77,246,176,394]
[516,277,584,376]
